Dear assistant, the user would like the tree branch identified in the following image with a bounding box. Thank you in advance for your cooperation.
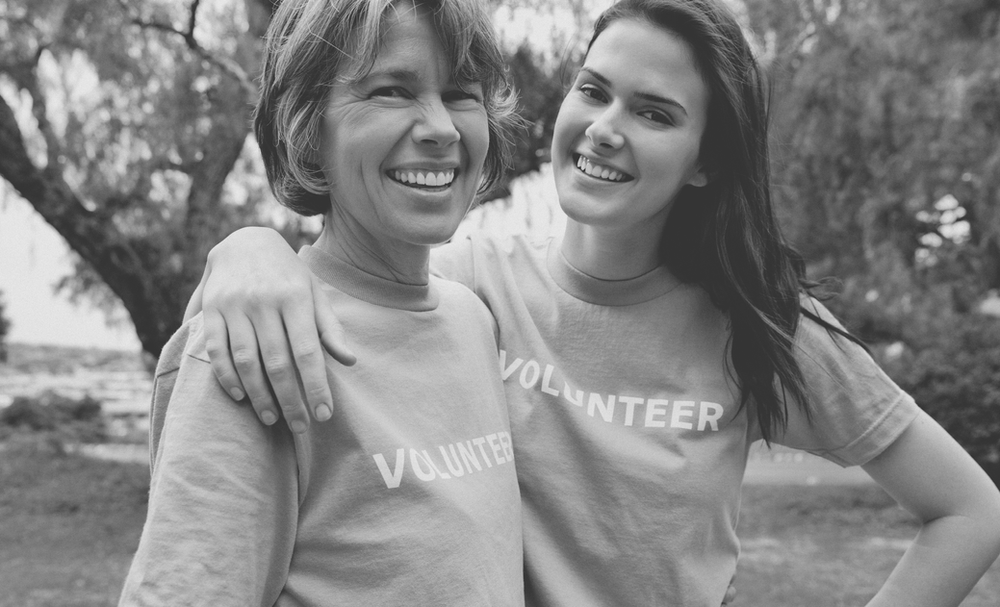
[114,0,257,100]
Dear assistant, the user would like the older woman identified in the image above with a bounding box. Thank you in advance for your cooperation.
[117,0,524,604]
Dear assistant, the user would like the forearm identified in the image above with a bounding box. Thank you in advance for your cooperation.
[862,411,1000,607]
[866,513,1000,606]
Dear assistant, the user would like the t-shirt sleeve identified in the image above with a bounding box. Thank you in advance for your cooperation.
[119,318,299,607]
[430,237,477,289]
[772,298,920,467]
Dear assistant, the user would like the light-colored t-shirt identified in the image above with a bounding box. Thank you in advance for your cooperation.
[120,246,524,607]
[431,234,919,607]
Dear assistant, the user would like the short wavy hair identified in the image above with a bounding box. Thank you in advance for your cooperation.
[255,0,519,216]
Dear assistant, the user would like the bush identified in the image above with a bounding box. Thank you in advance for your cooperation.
[884,314,1000,487]
[0,391,107,446]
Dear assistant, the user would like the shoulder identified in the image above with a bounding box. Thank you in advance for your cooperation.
[431,232,551,290]
[431,276,500,341]
[432,276,496,318]
[436,232,550,264]
[154,314,211,379]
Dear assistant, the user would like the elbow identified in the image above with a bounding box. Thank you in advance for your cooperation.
[988,483,1000,551]
[973,477,1000,558]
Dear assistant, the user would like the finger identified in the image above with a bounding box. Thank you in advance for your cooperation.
[312,276,356,366]
[723,577,737,605]
[282,297,335,422]
[226,313,282,426]
[202,309,246,403]
[253,312,311,434]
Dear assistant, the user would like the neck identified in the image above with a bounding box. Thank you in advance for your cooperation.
[315,209,431,286]
[560,217,671,281]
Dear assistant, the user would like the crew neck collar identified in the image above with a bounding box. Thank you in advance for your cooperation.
[546,239,684,306]
[301,245,439,312]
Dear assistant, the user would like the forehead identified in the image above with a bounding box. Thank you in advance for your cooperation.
[585,19,709,115]
[373,5,441,63]
[340,3,439,78]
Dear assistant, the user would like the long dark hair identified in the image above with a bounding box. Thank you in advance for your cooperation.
[589,0,854,441]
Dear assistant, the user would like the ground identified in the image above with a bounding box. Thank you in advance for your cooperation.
[1,439,998,606]
[1,342,998,605]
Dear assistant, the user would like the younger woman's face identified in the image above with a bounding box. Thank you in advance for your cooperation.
[551,18,710,236]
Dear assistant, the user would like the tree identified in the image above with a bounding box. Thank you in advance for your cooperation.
[0,0,294,357]
[0,0,574,358]
[745,0,1000,341]
[0,289,11,363]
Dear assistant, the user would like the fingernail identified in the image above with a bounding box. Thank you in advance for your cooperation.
[261,410,278,425]
[315,404,332,421]
[290,420,308,434]
[230,387,245,401]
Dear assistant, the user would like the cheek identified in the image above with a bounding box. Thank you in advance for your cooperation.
[457,110,490,170]
[551,101,576,146]
[551,99,594,154]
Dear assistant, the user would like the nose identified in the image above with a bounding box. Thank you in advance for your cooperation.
[585,106,625,150]
[412,98,461,147]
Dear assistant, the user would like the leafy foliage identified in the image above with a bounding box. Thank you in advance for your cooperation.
[0,391,108,447]
[882,314,1000,486]
[749,0,1000,312]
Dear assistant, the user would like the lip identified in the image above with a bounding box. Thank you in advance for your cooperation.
[389,162,460,172]
[572,153,634,183]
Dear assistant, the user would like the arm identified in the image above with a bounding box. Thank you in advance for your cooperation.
[861,410,1000,607]
[119,340,299,605]
[186,226,355,432]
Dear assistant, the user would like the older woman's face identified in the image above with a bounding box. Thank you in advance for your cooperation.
[319,3,489,248]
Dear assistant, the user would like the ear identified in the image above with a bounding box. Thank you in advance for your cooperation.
[687,164,710,188]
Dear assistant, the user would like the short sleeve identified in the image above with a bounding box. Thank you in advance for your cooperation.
[119,317,300,606]
[773,298,920,467]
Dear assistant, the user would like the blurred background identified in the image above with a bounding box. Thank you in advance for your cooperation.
[1,0,999,604]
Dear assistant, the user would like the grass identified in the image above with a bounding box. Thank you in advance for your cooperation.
[0,437,148,607]
[0,438,998,606]
[737,484,1000,606]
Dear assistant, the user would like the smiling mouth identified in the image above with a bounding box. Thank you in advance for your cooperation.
[388,169,456,189]
[574,154,633,183]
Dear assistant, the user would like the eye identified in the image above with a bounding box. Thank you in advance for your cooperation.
[578,83,608,103]
[443,88,482,104]
[369,86,411,99]
[638,109,675,126]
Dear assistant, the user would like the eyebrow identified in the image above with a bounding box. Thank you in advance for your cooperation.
[358,68,421,84]
[580,67,688,116]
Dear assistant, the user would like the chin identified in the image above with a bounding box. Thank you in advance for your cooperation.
[401,221,466,246]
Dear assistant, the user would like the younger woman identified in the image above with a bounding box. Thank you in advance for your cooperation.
[188,0,1000,605]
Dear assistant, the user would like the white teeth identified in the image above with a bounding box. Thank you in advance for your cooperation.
[391,169,455,187]
[575,155,626,182]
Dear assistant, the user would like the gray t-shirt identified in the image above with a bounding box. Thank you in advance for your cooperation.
[432,234,919,607]
[120,246,524,607]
